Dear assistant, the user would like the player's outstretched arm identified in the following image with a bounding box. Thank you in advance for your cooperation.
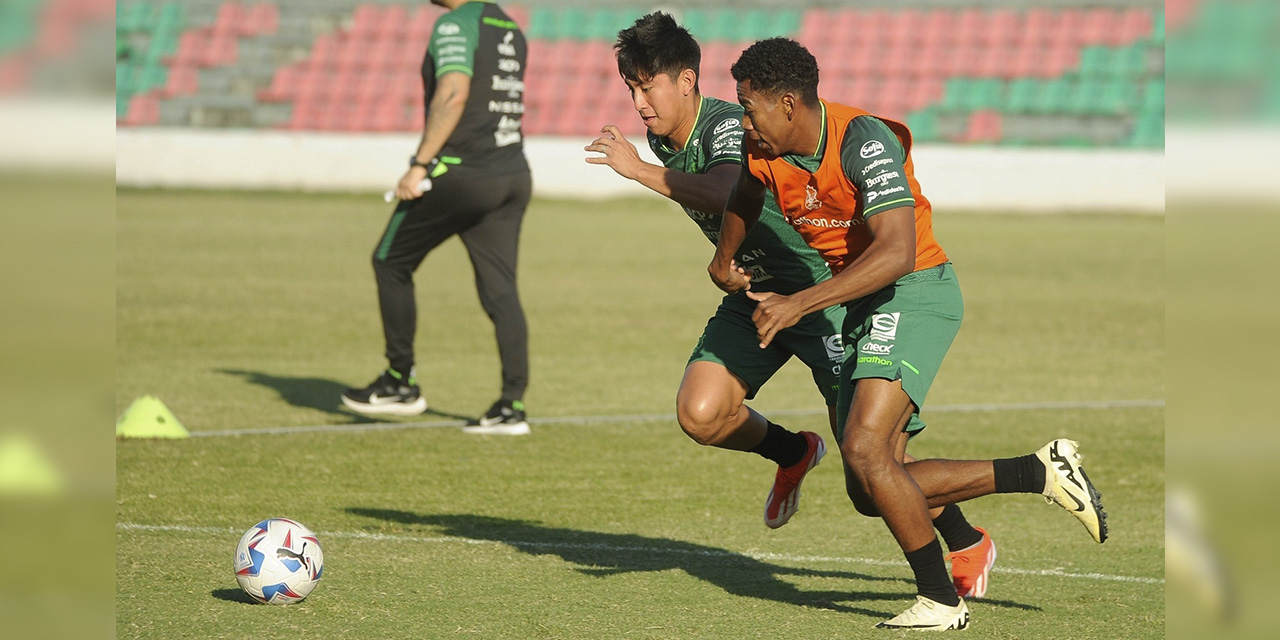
[586,125,737,215]
[709,165,766,294]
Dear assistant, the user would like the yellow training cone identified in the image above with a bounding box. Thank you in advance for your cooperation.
[116,395,189,439]
[0,433,66,495]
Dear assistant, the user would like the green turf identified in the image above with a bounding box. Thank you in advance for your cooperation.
[117,190,1163,638]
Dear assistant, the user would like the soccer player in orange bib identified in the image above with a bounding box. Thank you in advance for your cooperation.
[709,38,1108,631]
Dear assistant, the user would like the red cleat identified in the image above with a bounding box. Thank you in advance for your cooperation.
[763,431,825,529]
[947,526,997,598]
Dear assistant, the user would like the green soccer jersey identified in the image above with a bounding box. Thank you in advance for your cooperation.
[647,96,833,295]
[424,0,528,174]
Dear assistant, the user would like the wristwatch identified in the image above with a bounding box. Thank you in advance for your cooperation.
[409,156,438,170]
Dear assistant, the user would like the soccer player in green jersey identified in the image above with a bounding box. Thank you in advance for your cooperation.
[586,13,997,599]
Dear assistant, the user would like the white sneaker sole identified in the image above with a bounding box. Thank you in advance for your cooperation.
[876,597,970,631]
[341,395,428,416]
[463,422,530,436]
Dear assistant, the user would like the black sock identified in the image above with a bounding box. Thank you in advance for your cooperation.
[749,422,808,468]
[932,504,983,552]
[992,454,1046,494]
[904,538,960,606]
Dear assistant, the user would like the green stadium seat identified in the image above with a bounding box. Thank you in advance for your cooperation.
[527,8,557,40]
[681,9,712,41]
[557,8,591,41]
[117,62,140,99]
[135,62,168,93]
[1032,79,1072,114]
[905,109,938,143]
[1128,111,1164,147]
[1141,79,1164,113]
[1003,79,1038,113]
[693,10,734,41]
[584,9,623,41]
[155,3,186,36]
[1150,11,1164,44]
[116,3,153,34]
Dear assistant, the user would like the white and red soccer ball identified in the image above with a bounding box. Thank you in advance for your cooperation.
[234,518,324,605]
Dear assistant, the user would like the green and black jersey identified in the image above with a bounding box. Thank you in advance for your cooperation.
[423,0,528,174]
[647,96,833,295]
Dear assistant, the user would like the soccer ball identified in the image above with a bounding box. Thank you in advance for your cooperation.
[233,518,324,605]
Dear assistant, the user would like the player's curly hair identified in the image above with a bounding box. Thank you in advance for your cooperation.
[614,12,700,90]
[730,37,819,105]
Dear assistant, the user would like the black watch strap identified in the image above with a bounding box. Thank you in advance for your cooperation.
[409,156,437,170]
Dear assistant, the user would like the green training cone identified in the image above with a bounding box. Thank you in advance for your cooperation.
[0,433,66,495]
[116,395,189,439]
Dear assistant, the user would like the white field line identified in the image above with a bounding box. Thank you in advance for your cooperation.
[187,399,1164,438]
[116,522,1163,585]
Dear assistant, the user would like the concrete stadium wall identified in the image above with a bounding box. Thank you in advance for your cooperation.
[115,128,1165,212]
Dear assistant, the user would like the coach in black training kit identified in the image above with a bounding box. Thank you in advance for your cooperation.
[343,0,532,435]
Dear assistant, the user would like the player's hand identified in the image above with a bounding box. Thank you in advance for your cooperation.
[746,290,803,349]
[584,125,644,179]
[396,165,430,201]
[708,258,752,294]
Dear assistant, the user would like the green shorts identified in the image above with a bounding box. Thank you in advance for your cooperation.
[835,263,963,441]
[688,293,846,406]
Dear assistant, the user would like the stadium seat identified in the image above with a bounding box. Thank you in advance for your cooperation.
[123,92,160,126]
[919,9,955,47]
[160,63,197,97]
[962,109,1001,143]
[212,2,246,38]
[1079,8,1117,46]
[985,9,1020,46]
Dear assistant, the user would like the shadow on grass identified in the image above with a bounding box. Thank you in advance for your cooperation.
[218,369,475,422]
[346,509,1042,618]
[211,588,259,605]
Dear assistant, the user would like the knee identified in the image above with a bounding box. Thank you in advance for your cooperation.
[843,469,883,517]
[372,257,408,282]
[676,396,736,447]
[839,431,896,484]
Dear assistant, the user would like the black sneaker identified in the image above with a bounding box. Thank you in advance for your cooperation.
[341,370,427,416]
[464,399,529,435]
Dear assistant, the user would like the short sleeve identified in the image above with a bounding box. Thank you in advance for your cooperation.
[429,14,479,77]
[840,116,915,218]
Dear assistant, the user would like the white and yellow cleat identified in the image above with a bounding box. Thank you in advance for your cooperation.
[876,596,969,631]
[1035,438,1109,543]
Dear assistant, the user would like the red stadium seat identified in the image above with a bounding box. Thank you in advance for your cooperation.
[1080,8,1117,46]
[200,33,238,67]
[212,2,246,38]
[885,10,924,47]
[1050,10,1086,47]
[962,109,1002,143]
[986,9,1020,46]
[352,5,382,39]
[919,9,955,47]
[798,9,837,47]
[167,30,207,68]
[247,3,279,36]
[161,64,199,98]
[1115,8,1153,46]
[953,8,985,48]
[123,93,160,126]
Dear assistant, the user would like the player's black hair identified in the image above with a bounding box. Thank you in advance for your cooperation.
[614,12,701,89]
[730,37,820,106]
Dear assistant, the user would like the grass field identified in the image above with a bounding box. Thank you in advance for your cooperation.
[117,190,1163,639]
